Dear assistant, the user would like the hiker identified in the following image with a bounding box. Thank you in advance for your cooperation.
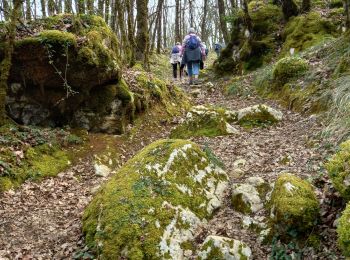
[170,42,183,80]
[200,42,209,70]
[214,43,223,57]
[181,28,206,85]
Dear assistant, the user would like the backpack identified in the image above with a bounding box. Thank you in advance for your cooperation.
[187,35,199,50]
[172,46,180,54]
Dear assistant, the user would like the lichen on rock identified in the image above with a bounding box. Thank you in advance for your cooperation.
[337,202,350,257]
[325,140,350,200]
[197,235,252,260]
[231,177,269,214]
[269,173,319,237]
[170,105,238,139]
[237,104,283,127]
[83,139,228,259]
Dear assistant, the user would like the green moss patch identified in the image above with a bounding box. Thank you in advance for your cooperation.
[337,202,350,256]
[237,104,283,128]
[0,124,83,192]
[170,105,238,139]
[198,235,252,259]
[273,56,309,87]
[269,173,319,238]
[83,139,228,259]
[326,140,350,200]
[281,12,335,56]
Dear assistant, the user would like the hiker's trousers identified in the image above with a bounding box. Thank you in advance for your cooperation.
[187,61,200,76]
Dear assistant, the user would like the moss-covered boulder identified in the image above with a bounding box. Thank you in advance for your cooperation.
[325,140,350,200]
[237,104,283,127]
[281,12,336,56]
[170,105,238,139]
[269,173,319,236]
[337,202,350,257]
[83,139,228,259]
[231,177,269,214]
[273,56,309,87]
[197,235,252,259]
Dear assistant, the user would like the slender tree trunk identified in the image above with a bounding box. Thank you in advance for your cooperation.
[48,0,55,15]
[345,0,350,28]
[110,0,116,30]
[40,0,46,17]
[57,0,62,13]
[126,0,136,65]
[104,0,110,23]
[64,0,72,12]
[201,0,208,42]
[97,0,103,16]
[34,0,36,18]
[217,0,229,44]
[300,0,310,13]
[189,0,193,27]
[0,0,23,126]
[175,0,181,42]
[163,1,167,47]
[135,0,149,68]
[156,0,164,53]
[25,0,31,19]
[2,0,10,20]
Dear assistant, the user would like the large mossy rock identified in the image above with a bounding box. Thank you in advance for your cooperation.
[326,140,350,200]
[197,235,252,260]
[2,15,185,133]
[272,56,309,87]
[337,202,350,257]
[237,104,283,127]
[269,173,319,237]
[281,12,336,56]
[83,139,228,259]
[170,105,238,139]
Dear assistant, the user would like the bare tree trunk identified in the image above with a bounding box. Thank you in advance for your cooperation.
[135,0,149,67]
[0,0,23,126]
[126,0,136,65]
[97,0,104,16]
[110,0,116,30]
[2,0,9,20]
[48,0,55,15]
[156,0,164,53]
[189,0,193,27]
[56,0,63,14]
[25,0,31,19]
[105,0,110,23]
[345,0,350,28]
[175,0,181,42]
[163,1,167,47]
[201,0,208,42]
[40,0,46,17]
[217,0,229,44]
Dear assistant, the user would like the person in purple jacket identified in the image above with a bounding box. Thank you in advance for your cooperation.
[181,28,206,85]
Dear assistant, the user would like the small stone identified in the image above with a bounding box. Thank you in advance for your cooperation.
[230,168,245,178]
[233,159,246,168]
[94,164,111,177]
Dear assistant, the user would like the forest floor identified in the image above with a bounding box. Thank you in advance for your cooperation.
[0,59,344,259]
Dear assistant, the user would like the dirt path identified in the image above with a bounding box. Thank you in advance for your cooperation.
[0,72,341,259]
